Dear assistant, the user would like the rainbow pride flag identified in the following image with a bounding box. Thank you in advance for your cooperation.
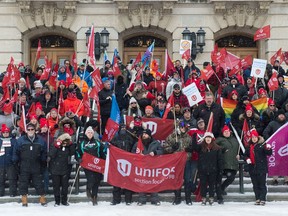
[250,97,268,115]
[221,97,237,123]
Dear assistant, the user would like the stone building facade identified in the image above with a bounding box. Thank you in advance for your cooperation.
[0,0,287,71]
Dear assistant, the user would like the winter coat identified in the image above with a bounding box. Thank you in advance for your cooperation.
[166,78,182,100]
[143,73,154,86]
[262,107,278,129]
[193,102,225,138]
[163,131,191,160]
[48,140,75,175]
[40,97,57,115]
[62,86,83,100]
[274,86,288,108]
[132,138,163,156]
[243,137,272,174]
[12,134,47,173]
[98,88,113,116]
[172,92,190,109]
[77,69,92,88]
[110,132,135,152]
[115,79,129,111]
[0,137,17,167]
[192,140,223,174]
[207,66,225,87]
[183,65,201,83]
[76,136,106,160]
[263,119,287,140]
[57,70,67,81]
[63,96,84,116]
[235,113,263,137]
[216,135,239,171]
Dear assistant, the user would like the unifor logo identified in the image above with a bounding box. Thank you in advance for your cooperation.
[117,159,132,177]
[146,121,157,135]
[94,158,100,164]
[278,144,288,157]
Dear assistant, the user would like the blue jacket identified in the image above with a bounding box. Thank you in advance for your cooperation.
[58,69,67,81]
[77,69,93,88]
[13,135,47,173]
[0,137,17,167]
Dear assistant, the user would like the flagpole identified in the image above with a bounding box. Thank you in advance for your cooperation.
[173,106,178,142]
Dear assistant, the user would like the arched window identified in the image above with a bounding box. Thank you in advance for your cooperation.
[216,35,256,48]
[124,35,166,48]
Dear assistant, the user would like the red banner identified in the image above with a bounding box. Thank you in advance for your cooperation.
[254,25,270,41]
[125,116,174,141]
[102,118,119,142]
[80,152,105,174]
[268,70,279,91]
[104,145,186,193]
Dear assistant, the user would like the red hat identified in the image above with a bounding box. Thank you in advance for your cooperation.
[145,105,154,111]
[231,90,238,96]
[258,88,266,95]
[245,104,253,112]
[66,78,73,87]
[268,98,275,106]
[18,62,24,67]
[29,113,37,120]
[222,125,230,134]
[35,102,42,111]
[155,71,162,78]
[59,80,66,86]
[1,124,10,133]
[250,129,259,137]
[39,118,48,128]
[50,108,58,113]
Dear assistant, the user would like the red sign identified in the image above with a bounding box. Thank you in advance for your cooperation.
[125,116,174,141]
[80,152,105,174]
[104,145,186,193]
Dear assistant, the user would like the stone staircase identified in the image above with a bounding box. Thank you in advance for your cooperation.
[1,165,288,204]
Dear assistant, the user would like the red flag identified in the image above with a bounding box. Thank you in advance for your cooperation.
[270,48,282,65]
[163,94,174,119]
[66,65,72,79]
[0,88,10,108]
[132,52,141,69]
[200,64,214,81]
[211,48,227,65]
[82,93,91,117]
[136,136,144,154]
[283,52,288,65]
[210,44,218,62]
[163,49,176,80]
[25,76,31,91]
[10,89,18,104]
[27,102,35,117]
[87,26,96,69]
[104,145,187,193]
[206,112,214,133]
[254,25,270,41]
[1,70,10,89]
[40,57,51,80]
[228,60,242,76]
[80,152,105,174]
[48,70,58,90]
[181,49,191,61]
[242,119,250,147]
[36,39,41,60]
[19,105,27,133]
[91,68,104,90]
[113,56,122,77]
[241,55,253,68]
[72,51,78,72]
[58,89,64,116]
[268,70,279,91]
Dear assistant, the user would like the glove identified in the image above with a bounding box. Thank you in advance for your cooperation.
[54,124,59,129]
[266,144,272,150]
[172,142,180,151]
[54,140,62,149]
[246,158,252,164]
[106,96,112,100]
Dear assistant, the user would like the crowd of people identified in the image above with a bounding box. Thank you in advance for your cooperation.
[0,56,286,207]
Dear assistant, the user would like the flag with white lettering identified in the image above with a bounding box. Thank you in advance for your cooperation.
[80,152,105,174]
[104,145,186,193]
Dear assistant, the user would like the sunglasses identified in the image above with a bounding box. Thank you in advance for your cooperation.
[130,102,137,104]
[27,129,35,131]
[269,105,275,107]
[174,88,180,90]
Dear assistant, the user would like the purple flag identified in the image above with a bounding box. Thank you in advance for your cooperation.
[266,122,288,176]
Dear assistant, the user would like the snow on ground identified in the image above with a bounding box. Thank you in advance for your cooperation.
[1,201,288,216]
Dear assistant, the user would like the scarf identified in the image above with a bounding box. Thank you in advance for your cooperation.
[250,144,255,165]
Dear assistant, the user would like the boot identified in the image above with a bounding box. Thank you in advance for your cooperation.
[54,195,60,207]
[201,197,207,206]
[208,197,214,206]
[86,188,92,199]
[92,196,98,206]
[61,195,69,206]
[172,190,181,205]
[185,190,192,206]
[39,195,47,207]
[22,195,28,207]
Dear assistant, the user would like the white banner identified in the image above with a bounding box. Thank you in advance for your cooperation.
[179,39,192,55]
[182,82,203,106]
[251,58,267,78]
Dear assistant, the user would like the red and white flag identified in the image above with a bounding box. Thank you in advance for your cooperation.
[181,49,191,61]
[163,49,176,80]
[228,61,242,77]
[36,39,41,60]
[254,25,270,41]
[268,70,279,91]
[242,119,250,147]
[80,152,105,174]
[131,52,141,69]
[87,26,96,69]
[270,48,283,65]
[104,145,186,193]
[200,64,214,81]
[113,56,122,77]
[206,112,214,133]
[163,94,174,119]
[241,55,253,68]
[136,136,144,154]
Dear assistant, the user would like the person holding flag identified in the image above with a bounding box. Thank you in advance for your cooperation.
[166,71,182,100]
[243,129,272,206]
[110,124,134,205]
[76,127,107,206]
[77,62,93,88]
[131,129,163,206]
[183,58,200,83]
[163,121,193,205]
[100,60,112,78]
